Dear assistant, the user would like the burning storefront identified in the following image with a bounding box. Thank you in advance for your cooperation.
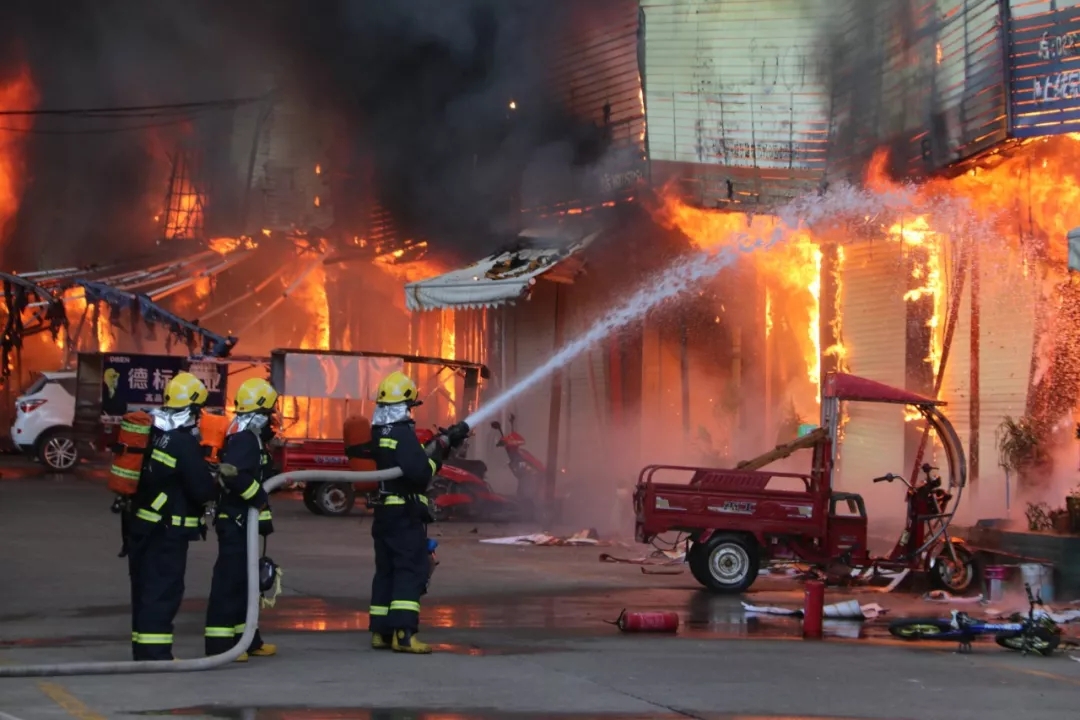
[632,0,1080,528]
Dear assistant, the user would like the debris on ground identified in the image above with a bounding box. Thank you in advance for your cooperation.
[600,549,683,564]
[921,590,985,603]
[640,567,683,575]
[741,600,887,621]
[482,529,605,546]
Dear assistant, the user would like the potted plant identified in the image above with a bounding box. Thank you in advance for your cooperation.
[997,416,1051,489]
[1051,507,1072,534]
[1067,485,1080,533]
[1025,502,1053,532]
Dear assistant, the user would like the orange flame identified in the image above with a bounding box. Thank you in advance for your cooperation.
[652,192,831,407]
[0,66,37,255]
[440,309,457,420]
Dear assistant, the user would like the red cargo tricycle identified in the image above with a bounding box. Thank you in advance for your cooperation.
[633,372,976,594]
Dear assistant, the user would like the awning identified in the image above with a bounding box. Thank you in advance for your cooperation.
[405,225,599,311]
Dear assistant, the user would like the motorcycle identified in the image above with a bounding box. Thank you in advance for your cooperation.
[490,415,545,511]
[426,424,533,522]
[889,583,1063,655]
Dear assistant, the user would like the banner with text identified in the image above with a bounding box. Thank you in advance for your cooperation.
[101,354,228,417]
[1010,5,1080,137]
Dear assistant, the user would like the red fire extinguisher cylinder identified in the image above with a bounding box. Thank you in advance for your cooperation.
[615,610,680,633]
[803,579,825,639]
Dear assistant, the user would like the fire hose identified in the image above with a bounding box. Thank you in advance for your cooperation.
[0,468,404,678]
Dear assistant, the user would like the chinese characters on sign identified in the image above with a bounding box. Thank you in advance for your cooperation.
[100,354,228,417]
[1010,7,1080,136]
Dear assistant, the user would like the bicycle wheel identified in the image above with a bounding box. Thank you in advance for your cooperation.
[994,629,1061,656]
[889,618,956,640]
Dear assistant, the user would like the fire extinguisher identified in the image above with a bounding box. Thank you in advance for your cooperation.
[609,609,679,633]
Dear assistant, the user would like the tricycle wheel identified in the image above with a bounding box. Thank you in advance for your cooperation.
[888,618,955,640]
[315,482,356,517]
[995,628,1061,656]
[689,533,760,593]
[302,484,324,515]
[930,544,977,594]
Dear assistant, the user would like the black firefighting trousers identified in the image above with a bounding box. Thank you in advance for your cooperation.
[127,524,189,661]
[204,517,265,655]
[368,497,429,635]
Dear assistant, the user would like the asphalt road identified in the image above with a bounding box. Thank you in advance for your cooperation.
[1,470,1079,720]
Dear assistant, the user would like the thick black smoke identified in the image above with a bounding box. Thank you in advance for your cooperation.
[0,0,618,269]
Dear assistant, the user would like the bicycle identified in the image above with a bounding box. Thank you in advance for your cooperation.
[888,583,1062,655]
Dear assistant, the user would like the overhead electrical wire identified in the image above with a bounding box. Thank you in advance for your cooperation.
[0,94,268,117]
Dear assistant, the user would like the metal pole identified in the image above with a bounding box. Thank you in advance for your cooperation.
[970,238,981,489]
[544,285,565,524]
[680,322,690,440]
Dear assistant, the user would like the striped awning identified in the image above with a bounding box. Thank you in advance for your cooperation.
[404,226,598,311]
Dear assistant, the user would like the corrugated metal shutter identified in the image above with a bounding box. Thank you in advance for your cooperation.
[836,241,908,517]
[523,0,646,213]
[931,0,1009,163]
[940,243,1036,488]
[245,99,334,233]
[641,0,832,207]
[826,0,1007,177]
[1007,1,1080,137]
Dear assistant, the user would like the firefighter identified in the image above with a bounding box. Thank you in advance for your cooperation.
[204,377,280,661]
[127,372,216,661]
[365,371,468,653]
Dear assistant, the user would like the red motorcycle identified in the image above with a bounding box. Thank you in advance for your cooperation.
[425,422,536,522]
[490,415,545,510]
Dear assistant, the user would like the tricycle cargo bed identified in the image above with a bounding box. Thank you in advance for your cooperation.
[634,465,823,543]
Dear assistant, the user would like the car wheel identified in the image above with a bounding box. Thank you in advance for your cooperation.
[315,482,355,516]
[38,428,79,473]
[688,533,760,593]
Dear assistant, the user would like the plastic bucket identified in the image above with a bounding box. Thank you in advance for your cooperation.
[1020,563,1054,602]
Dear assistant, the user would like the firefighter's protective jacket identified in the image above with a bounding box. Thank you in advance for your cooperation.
[132,428,217,537]
[371,420,438,495]
[216,429,274,534]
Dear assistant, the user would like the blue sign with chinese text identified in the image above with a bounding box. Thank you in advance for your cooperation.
[101,354,227,417]
[1009,6,1080,137]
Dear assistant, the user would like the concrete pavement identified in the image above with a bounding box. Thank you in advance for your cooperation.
[1,473,1079,720]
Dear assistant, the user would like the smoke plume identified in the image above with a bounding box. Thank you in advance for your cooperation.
[0,0,623,269]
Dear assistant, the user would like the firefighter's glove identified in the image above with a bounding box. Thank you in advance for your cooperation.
[445,421,471,448]
[219,463,239,478]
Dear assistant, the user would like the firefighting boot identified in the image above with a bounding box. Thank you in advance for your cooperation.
[249,643,277,657]
[392,629,431,654]
[234,652,249,663]
[371,632,392,650]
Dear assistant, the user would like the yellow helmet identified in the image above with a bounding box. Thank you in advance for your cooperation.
[376,371,420,405]
[235,377,279,413]
[163,372,209,409]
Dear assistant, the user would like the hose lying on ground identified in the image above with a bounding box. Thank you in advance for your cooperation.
[0,468,403,678]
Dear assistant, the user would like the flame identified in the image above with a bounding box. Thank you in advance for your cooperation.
[638,86,646,143]
[891,216,945,377]
[163,179,204,240]
[825,246,848,369]
[315,163,322,175]
[297,264,330,351]
[0,66,37,254]
[208,236,241,254]
[314,195,321,208]
[282,264,332,439]
[508,100,517,111]
[440,309,457,420]
[653,192,829,405]
[764,290,773,338]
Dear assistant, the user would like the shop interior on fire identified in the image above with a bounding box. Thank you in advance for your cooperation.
[2,0,1080,535]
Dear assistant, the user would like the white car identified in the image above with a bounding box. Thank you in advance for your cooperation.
[11,370,79,472]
